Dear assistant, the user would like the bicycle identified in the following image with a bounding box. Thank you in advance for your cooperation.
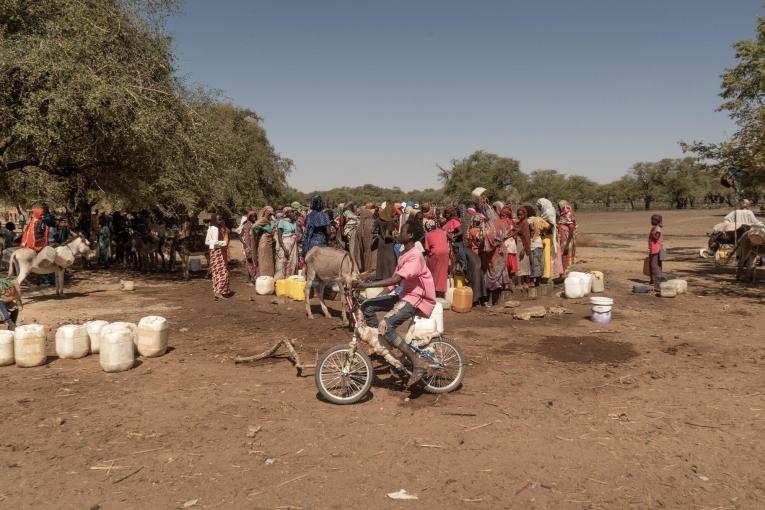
[315,287,465,405]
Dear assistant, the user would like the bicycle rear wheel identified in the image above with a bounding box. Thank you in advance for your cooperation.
[419,338,465,394]
[315,344,374,405]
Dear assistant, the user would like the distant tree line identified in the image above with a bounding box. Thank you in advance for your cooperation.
[299,151,751,211]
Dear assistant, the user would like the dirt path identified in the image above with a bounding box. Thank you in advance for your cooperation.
[1,209,764,509]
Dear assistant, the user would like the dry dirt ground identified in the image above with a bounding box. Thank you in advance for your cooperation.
[1,209,764,510]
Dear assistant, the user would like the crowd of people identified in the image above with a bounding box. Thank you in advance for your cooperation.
[206,188,578,304]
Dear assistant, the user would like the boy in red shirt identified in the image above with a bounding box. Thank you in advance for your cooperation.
[356,217,436,387]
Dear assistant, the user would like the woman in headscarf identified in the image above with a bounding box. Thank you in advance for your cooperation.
[342,203,362,271]
[536,198,561,279]
[205,213,231,300]
[374,202,398,279]
[275,207,299,279]
[359,205,376,273]
[500,206,518,277]
[443,205,467,273]
[20,207,48,252]
[240,210,258,284]
[301,196,331,260]
[482,202,512,302]
[424,218,449,296]
[648,214,664,288]
[467,212,484,255]
[515,205,532,291]
[557,200,576,275]
[253,206,275,278]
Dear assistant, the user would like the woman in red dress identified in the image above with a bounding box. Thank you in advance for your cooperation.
[424,219,449,296]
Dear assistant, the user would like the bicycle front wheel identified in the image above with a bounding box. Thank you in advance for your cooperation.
[315,344,374,405]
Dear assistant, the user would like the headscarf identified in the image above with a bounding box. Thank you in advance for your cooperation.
[291,201,305,213]
[424,219,437,232]
[651,214,663,227]
[466,207,478,216]
[247,210,257,222]
[492,201,505,214]
[32,208,43,220]
[378,203,395,223]
[209,213,226,240]
[500,206,513,219]
[536,198,557,226]
[443,205,458,220]
[255,206,274,226]
[310,195,324,212]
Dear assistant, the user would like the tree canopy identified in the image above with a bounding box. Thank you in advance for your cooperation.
[683,15,765,191]
[0,0,291,216]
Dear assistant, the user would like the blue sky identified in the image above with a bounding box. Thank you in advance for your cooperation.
[167,1,761,191]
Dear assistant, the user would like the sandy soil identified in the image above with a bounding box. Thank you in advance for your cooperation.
[1,209,764,509]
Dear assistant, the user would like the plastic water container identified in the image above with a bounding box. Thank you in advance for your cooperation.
[287,276,306,301]
[13,324,47,367]
[564,276,585,298]
[666,279,687,294]
[103,322,137,347]
[452,287,473,313]
[413,302,444,335]
[590,271,605,293]
[189,259,202,272]
[55,325,90,359]
[100,327,135,372]
[590,296,614,323]
[659,281,677,298]
[84,320,108,354]
[256,276,275,295]
[568,271,593,296]
[445,277,455,309]
[0,330,14,366]
[136,316,169,357]
[275,279,289,297]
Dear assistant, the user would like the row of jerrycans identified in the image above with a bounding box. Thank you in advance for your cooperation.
[0,316,169,372]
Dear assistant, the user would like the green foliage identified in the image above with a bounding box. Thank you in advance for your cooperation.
[682,16,765,189]
[0,0,290,216]
[291,184,444,209]
[438,150,527,203]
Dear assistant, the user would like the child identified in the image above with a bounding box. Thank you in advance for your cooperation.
[648,214,664,288]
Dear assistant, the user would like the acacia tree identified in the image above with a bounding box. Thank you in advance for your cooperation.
[682,16,765,189]
[439,150,527,203]
[0,0,192,210]
[0,0,291,217]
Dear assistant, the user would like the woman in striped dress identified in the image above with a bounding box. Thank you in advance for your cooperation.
[205,214,232,300]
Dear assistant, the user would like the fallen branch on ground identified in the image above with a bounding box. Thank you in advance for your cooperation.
[234,339,316,376]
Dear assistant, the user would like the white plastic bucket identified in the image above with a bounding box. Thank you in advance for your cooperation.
[590,296,613,324]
